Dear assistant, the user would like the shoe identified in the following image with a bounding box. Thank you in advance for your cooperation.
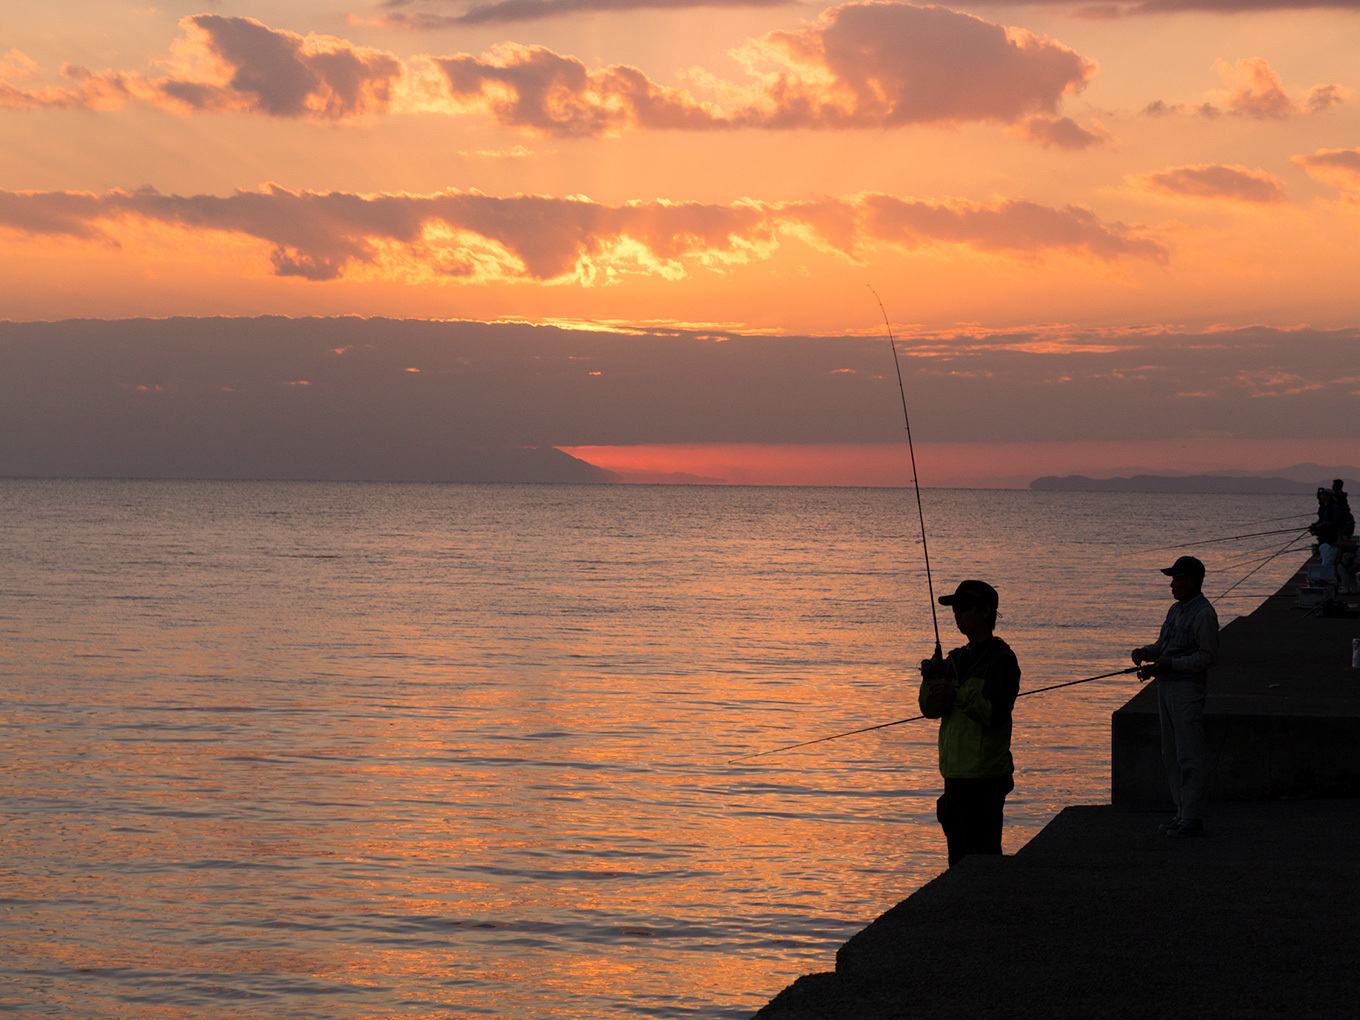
[1167,818,1205,838]
[1158,816,1182,832]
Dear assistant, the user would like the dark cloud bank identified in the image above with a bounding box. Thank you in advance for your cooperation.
[1,317,1356,483]
[378,0,796,28]
[380,0,1360,26]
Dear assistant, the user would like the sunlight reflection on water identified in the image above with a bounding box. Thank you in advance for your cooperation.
[0,480,1308,1018]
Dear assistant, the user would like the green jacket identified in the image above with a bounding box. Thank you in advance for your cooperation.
[917,636,1020,779]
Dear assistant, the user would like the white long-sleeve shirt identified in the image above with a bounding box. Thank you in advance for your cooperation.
[1138,593,1220,682]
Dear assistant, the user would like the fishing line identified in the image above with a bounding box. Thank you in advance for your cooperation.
[726,665,1144,763]
[730,529,1310,765]
[1141,525,1306,552]
[1214,530,1313,602]
[869,285,941,660]
[1212,553,1284,575]
[1212,545,1308,575]
[730,531,1312,765]
[1090,513,1313,550]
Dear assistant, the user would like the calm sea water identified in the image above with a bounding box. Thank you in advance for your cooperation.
[0,481,1310,1018]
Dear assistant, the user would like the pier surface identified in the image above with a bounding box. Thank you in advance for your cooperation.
[754,564,1360,1019]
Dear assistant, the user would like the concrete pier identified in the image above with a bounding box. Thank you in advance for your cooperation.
[753,562,1360,1019]
[1114,563,1360,803]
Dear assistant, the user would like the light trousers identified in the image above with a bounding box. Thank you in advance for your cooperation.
[1320,543,1359,592]
[1157,677,1208,821]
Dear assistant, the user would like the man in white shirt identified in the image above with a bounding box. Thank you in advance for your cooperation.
[1131,555,1220,838]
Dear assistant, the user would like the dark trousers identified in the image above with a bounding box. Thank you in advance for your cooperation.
[937,774,1014,867]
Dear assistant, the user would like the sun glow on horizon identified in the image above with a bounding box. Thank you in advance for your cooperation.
[559,439,1360,489]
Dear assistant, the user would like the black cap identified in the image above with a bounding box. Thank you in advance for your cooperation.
[939,579,998,609]
[1160,555,1205,578]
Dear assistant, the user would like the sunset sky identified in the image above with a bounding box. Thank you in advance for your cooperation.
[2,0,1358,485]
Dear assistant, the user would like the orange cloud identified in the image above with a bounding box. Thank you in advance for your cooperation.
[1,5,1097,143]
[0,185,1170,284]
[859,195,1167,263]
[1293,148,1360,193]
[0,48,41,81]
[1010,114,1112,150]
[1305,83,1349,114]
[1142,57,1348,121]
[727,3,1095,129]
[433,44,723,136]
[1131,164,1288,204]
[1218,57,1295,119]
[170,14,405,118]
[0,62,153,111]
[0,17,405,118]
[434,3,1096,135]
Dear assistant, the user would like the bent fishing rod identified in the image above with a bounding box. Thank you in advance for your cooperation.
[870,285,942,660]
[725,289,948,767]
[727,664,1144,763]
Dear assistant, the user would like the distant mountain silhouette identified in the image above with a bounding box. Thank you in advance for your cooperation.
[1029,465,1360,494]
[5,445,619,485]
[430,447,620,484]
[1196,462,1360,485]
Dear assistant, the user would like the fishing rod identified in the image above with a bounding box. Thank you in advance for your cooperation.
[729,292,962,766]
[727,290,945,767]
[869,285,942,660]
[727,665,1144,763]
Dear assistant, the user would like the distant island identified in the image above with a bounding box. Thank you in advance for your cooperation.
[1031,463,1360,494]
[437,447,621,484]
